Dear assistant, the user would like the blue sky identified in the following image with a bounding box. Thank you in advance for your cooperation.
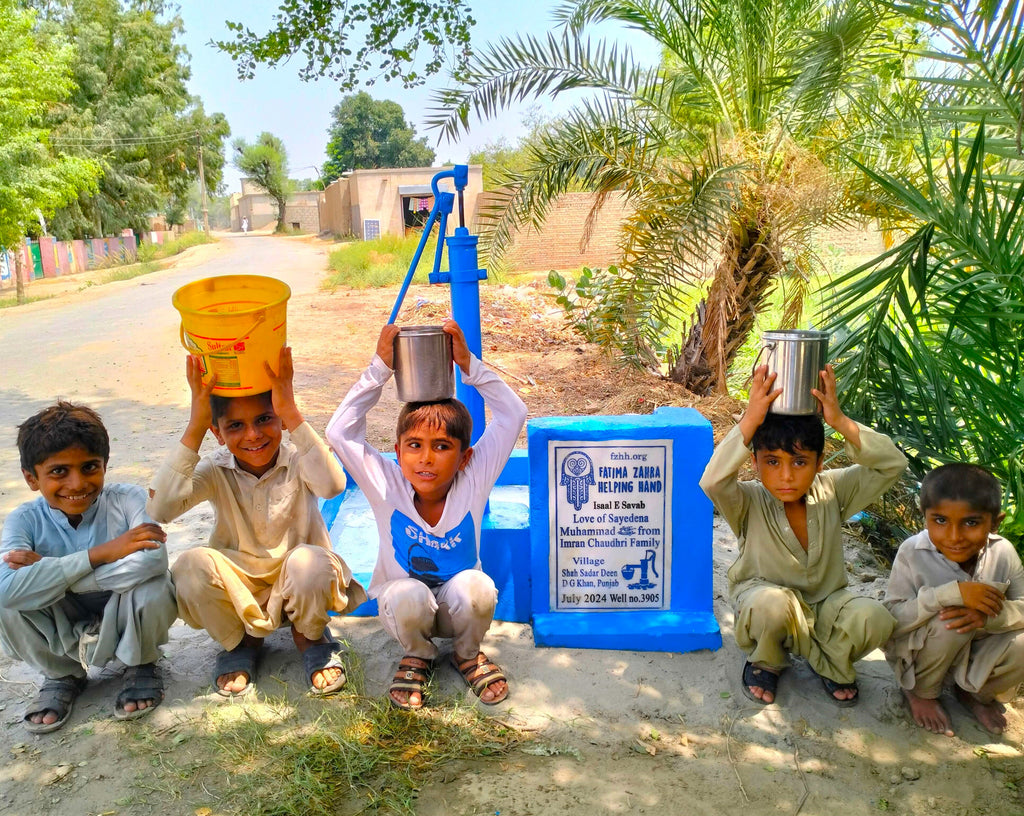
[170,0,657,193]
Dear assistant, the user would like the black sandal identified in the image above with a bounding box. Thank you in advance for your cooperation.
[114,662,164,720]
[24,675,87,734]
[818,673,859,707]
[741,661,780,705]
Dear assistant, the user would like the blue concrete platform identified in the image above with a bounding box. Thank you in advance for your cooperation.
[527,407,722,653]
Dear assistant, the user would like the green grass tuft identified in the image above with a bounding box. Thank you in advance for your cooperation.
[0,293,54,309]
[324,233,445,290]
[125,674,521,816]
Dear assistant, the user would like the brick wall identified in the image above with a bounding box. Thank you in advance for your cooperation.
[480,191,631,272]
[283,201,320,233]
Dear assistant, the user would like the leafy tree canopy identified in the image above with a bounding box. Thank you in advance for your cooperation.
[235,132,290,232]
[0,0,98,251]
[217,0,474,89]
[322,92,435,183]
[28,0,230,239]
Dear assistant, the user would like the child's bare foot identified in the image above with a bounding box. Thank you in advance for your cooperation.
[904,689,954,736]
[293,626,345,694]
[955,686,1007,734]
[215,635,263,695]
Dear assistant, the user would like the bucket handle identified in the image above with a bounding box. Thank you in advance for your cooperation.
[751,340,776,376]
[179,310,267,356]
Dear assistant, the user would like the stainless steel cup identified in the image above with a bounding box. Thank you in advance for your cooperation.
[393,325,455,402]
[758,330,830,415]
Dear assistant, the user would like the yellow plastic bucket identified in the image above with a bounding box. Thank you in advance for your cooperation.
[172,275,291,396]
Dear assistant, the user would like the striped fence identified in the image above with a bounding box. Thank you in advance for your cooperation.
[0,233,140,288]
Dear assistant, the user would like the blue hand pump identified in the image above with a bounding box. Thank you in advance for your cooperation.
[387,165,488,443]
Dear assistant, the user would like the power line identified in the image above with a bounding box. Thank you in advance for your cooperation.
[49,130,201,147]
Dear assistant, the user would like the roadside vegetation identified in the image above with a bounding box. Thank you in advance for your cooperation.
[324,233,445,290]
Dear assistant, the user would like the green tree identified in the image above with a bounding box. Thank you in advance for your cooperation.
[217,0,474,89]
[31,0,230,239]
[235,132,290,232]
[430,0,912,393]
[0,0,98,301]
[322,92,436,183]
[822,1,1024,530]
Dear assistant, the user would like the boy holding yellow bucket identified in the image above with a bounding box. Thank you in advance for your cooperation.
[149,276,365,697]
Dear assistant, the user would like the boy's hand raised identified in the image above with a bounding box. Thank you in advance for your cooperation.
[738,365,782,445]
[88,523,165,568]
[376,324,400,369]
[182,355,216,451]
[264,346,303,431]
[443,318,471,374]
[811,364,861,445]
[958,581,1004,617]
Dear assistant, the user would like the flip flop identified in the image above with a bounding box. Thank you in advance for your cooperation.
[114,662,164,721]
[24,675,87,734]
[741,661,780,706]
[451,652,509,705]
[213,643,261,697]
[303,633,347,697]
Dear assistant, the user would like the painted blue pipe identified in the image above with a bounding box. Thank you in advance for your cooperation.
[387,165,488,442]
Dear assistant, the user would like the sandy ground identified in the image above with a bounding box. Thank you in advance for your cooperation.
[1,237,1024,816]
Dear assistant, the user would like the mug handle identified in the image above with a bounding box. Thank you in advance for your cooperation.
[751,341,775,376]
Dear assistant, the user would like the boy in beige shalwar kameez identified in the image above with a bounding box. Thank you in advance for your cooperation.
[148,348,365,697]
[884,463,1024,737]
[700,364,907,707]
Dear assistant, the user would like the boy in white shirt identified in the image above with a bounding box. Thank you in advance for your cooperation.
[326,319,527,710]
[148,347,365,697]
[885,463,1024,736]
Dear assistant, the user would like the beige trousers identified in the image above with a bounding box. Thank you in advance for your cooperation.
[886,617,1024,703]
[376,569,497,661]
[0,575,177,679]
[735,583,896,683]
[172,544,365,650]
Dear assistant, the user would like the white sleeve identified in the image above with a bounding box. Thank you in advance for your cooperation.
[325,356,394,504]
[461,354,528,486]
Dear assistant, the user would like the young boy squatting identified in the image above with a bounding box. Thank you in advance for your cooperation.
[700,364,907,706]
[884,464,1024,736]
[147,347,365,697]
[326,319,527,710]
[0,402,176,732]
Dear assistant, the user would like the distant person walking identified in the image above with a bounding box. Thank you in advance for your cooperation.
[241,217,249,235]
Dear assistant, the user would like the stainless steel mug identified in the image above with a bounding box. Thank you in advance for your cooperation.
[758,330,830,415]
[393,325,455,402]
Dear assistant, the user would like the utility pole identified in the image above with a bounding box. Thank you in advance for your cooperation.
[196,132,211,234]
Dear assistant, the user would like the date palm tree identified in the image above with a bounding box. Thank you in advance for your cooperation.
[821,0,1024,524]
[429,0,904,393]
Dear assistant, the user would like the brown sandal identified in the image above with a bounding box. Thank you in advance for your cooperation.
[451,652,509,705]
[389,656,432,711]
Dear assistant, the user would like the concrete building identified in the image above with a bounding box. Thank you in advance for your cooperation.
[320,166,485,240]
[230,178,323,233]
